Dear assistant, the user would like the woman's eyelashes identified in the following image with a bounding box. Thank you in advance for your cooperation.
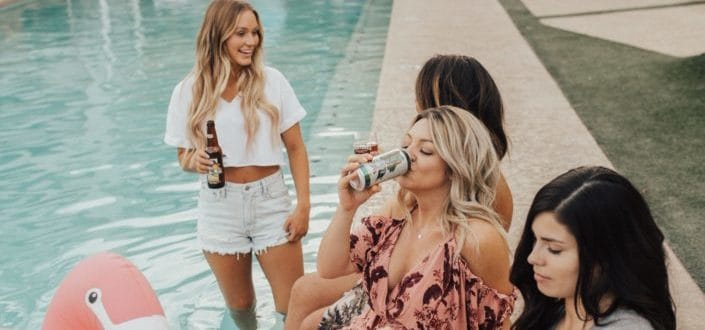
[534,239,562,255]
[236,29,259,37]
[400,144,433,155]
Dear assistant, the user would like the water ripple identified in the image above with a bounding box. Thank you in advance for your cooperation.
[54,196,118,215]
[89,209,196,231]
[0,0,392,328]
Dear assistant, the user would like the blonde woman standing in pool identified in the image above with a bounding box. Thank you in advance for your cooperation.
[164,1,310,328]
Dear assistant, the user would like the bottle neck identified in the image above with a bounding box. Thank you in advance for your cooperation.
[206,124,219,147]
[206,134,219,147]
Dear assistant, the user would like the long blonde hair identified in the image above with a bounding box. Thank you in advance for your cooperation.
[396,106,504,251]
[187,0,279,150]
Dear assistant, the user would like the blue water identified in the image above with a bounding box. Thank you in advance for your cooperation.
[0,0,391,328]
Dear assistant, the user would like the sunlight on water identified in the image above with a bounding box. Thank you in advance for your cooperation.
[55,196,118,215]
[0,0,391,329]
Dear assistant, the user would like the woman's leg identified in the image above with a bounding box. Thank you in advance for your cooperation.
[256,240,304,314]
[204,251,257,330]
[300,306,329,330]
[284,272,361,330]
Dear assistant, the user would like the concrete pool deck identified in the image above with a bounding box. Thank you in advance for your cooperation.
[363,0,705,328]
[523,0,705,58]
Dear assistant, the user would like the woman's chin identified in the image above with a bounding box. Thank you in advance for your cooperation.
[395,175,411,187]
[397,181,425,194]
[232,58,253,68]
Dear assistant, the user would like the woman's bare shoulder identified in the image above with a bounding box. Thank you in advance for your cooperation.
[461,219,513,294]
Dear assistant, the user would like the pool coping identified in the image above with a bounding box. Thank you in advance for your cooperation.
[364,0,705,328]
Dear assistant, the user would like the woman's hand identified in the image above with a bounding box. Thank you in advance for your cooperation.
[284,204,309,242]
[338,154,381,212]
[178,148,211,173]
[191,150,212,174]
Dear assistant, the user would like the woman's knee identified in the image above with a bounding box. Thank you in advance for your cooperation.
[290,273,320,305]
[220,280,255,310]
[215,276,256,309]
[226,294,255,310]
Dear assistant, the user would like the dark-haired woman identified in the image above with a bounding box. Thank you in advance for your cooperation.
[510,166,675,330]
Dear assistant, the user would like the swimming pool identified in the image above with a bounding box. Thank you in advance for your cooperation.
[0,0,391,328]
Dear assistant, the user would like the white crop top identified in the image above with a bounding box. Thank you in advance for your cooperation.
[164,66,306,167]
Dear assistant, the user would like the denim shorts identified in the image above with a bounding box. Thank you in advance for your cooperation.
[197,170,291,256]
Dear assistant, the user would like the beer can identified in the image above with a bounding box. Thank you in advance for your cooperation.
[349,148,411,191]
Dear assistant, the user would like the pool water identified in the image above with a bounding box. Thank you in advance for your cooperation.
[0,0,391,328]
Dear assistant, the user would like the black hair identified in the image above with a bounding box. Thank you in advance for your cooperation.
[415,54,508,159]
[510,166,675,330]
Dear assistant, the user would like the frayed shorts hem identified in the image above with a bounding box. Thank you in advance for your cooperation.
[197,170,292,258]
[200,236,291,258]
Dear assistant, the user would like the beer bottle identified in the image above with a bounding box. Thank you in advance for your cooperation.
[206,120,225,189]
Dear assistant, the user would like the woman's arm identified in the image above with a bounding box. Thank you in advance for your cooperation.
[493,173,513,231]
[317,207,358,279]
[177,147,210,173]
[318,154,380,278]
[281,123,311,242]
[460,219,515,329]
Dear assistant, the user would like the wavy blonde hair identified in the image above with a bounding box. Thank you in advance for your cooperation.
[187,0,279,151]
[396,106,504,251]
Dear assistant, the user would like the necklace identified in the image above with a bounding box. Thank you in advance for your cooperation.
[413,224,435,240]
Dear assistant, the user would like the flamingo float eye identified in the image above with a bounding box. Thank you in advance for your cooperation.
[86,288,100,304]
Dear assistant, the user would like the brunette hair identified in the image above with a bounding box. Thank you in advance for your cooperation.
[415,55,508,158]
[510,166,675,330]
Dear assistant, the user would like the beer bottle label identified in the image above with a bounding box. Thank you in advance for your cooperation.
[207,159,222,185]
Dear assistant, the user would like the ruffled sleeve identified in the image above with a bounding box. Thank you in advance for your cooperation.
[465,273,517,328]
[349,216,393,273]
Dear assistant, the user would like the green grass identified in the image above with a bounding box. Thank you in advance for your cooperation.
[499,0,705,289]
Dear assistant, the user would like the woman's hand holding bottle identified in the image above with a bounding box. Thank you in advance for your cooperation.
[179,149,212,174]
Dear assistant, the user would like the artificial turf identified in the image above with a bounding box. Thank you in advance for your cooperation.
[499,0,705,289]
